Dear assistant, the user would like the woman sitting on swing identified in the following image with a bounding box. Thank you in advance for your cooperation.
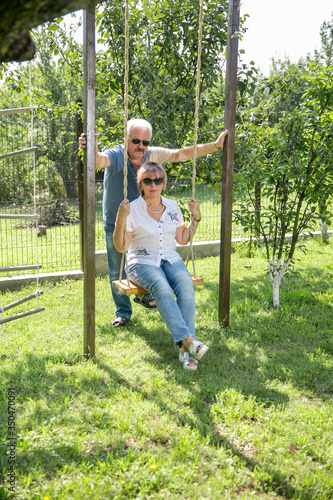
[114,161,208,370]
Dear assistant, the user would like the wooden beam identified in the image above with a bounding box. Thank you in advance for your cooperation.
[0,106,38,115]
[0,214,40,220]
[1,290,43,312]
[0,0,103,63]
[218,0,240,327]
[82,8,96,358]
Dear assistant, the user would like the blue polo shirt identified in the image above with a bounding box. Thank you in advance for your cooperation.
[102,144,176,227]
[102,145,152,227]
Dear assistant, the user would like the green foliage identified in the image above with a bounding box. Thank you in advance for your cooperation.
[95,0,230,149]
[234,63,333,268]
[0,3,253,195]
[0,13,84,199]
[314,12,333,66]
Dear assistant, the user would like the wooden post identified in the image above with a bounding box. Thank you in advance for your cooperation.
[218,0,240,327]
[83,8,96,357]
[76,98,84,271]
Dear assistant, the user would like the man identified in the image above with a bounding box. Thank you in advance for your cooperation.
[79,118,228,327]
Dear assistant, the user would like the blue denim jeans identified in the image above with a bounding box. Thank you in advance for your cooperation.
[128,259,196,346]
[105,226,132,320]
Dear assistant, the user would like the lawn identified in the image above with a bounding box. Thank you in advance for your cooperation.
[0,238,332,499]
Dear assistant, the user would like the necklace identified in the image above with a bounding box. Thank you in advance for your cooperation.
[147,205,165,214]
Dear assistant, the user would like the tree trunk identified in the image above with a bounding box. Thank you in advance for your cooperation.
[320,219,329,244]
[318,201,330,244]
[254,180,261,238]
[268,258,291,309]
[0,0,102,63]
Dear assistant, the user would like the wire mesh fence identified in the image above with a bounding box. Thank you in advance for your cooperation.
[0,106,230,277]
[2,105,330,278]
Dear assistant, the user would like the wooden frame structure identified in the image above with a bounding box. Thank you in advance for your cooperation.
[218,0,240,327]
[82,8,96,358]
[80,0,239,354]
[0,291,44,325]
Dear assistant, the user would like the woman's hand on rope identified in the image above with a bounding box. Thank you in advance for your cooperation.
[188,197,201,222]
[176,197,200,245]
[215,129,228,150]
[114,199,131,252]
[116,199,130,226]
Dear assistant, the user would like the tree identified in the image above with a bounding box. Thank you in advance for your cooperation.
[315,13,333,66]
[1,1,249,198]
[234,63,333,308]
[31,19,84,198]
[95,0,230,149]
[0,16,84,199]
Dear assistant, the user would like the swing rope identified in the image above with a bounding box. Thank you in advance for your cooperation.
[119,0,130,285]
[117,0,204,285]
[186,0,204,278]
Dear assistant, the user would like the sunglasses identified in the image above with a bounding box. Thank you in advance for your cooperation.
[129,137,150,147]
[142,177,164,186]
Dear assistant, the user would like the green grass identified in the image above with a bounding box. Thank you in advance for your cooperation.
[0,238,333,499]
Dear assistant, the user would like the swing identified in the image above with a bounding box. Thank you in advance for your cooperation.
[0,64,45,325]
[112,0,204,297]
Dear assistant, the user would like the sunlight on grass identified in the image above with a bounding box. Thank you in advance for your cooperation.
[0,238,332,499]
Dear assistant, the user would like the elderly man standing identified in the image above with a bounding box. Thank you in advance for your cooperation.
[79,118,227,327]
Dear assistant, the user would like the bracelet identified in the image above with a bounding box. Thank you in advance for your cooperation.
[215,141,222,150]
[192,218,201,222]
[115,223,125,228]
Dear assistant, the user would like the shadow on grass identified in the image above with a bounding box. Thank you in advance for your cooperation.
[102,265,332,498]
[0,265,331,498]
[197,266,333,398]
[0,347,303,499]
[99,323,309,498]
[0,351,163,485]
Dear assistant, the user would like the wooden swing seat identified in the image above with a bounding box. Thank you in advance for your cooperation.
[112,275,203,296]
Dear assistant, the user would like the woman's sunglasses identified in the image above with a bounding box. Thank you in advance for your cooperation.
[129,137,150,147]
[142,177,164,186]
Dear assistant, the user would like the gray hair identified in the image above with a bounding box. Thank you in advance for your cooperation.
[127,119,152,139]
[137,162,167,196]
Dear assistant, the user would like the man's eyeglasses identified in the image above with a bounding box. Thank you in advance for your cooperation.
[142,177,164,186]
[129,137,150,147]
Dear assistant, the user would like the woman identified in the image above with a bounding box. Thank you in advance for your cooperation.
[114,161,208,370]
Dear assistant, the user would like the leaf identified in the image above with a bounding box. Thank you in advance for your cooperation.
[288,444,300,452]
